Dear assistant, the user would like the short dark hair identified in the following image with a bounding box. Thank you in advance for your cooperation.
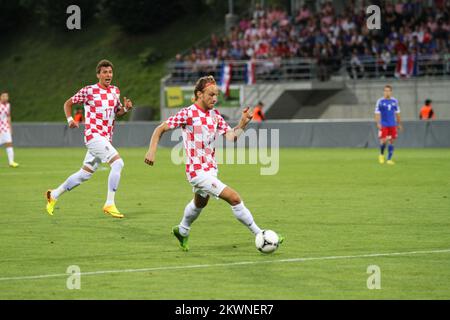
[425,99,432,105]
[96,59,114,74]
[0,91,8,95]
[384,85,392,90]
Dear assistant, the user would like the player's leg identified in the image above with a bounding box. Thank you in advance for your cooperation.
[386,127,397,164]
[179,193,209,236]
[105,154,124,206]
[5,142,15,166]
[2,132,19,167]
[387,139,396,164]
[173,193,209,251]
[378,129,387,164]
[54,165,95,197]
[79,137,124,217]
[379,139,387,156]
[103,153,125,218]
[219,186,262,235]
[46,152,98,215]
[51,152,98,200]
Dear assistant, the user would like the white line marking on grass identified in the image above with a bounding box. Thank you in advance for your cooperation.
[1,248,449,282]
[0,170,75,176]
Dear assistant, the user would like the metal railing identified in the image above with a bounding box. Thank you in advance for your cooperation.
[345,54,450,80]
[166,58,322,84]
[165,54,450,85]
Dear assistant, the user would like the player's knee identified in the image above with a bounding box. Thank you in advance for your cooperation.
[194,196,209,208]
[195,201,208,209]
[111,158,124,170]
[80,169,93,182]
[229,193,242,206]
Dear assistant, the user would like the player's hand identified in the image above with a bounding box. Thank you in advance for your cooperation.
[376,123,382,130]
[69,120,79,129]
[123,97,133,111]
[144,151,155,166]
[241,107,253,126]
[398,124,403,132]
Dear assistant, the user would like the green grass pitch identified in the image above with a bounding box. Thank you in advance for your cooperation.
[0,147,449,299]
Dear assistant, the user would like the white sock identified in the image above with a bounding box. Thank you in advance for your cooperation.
[231,202,262,235]
[179,200,203,236]
[106,191,115,206]
[51,169,92,199]
[6,147,14,164]
[105,159,124,206]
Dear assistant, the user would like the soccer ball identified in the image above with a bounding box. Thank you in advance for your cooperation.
[255,230,280,253]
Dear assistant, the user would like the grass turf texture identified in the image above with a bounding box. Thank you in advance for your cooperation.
[0,148,449,299]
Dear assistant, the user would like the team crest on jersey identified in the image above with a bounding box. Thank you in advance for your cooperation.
[212,115,219,125]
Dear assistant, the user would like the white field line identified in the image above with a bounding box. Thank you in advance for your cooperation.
[0,170,78,176]
[0,248,449,282]
[0,167,110,176]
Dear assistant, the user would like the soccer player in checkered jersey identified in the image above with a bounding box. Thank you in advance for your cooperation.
[145,76,283,251]
[0,92,19,168]
[375,85,403,165]
[46,60,133,218]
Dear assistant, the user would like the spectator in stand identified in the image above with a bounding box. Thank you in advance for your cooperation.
[171,2,449,82]
[296,4,311,25]
[350,49,364,79]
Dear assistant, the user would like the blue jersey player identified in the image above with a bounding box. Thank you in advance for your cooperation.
[375,85,402,165]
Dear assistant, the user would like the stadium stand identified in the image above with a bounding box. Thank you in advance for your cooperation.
[167,1,450,84]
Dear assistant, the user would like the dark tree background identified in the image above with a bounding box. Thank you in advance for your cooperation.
[0,0,213,34]
[107,0,206,34]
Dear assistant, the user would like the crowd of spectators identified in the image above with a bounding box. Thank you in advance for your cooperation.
[172,1,450,82]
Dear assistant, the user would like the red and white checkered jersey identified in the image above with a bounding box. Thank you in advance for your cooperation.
[71,83,122,144]
[0,103,11,134]
[166,104,232,180]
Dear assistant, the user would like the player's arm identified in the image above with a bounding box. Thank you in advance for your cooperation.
[375,113,382,130]
[144,122,172,166]
[225,107,253,142]
[374,100,382,130]
[116,97,133,117]
[396,113,403,131]
[64,98,78,128]
[7,116,12,134]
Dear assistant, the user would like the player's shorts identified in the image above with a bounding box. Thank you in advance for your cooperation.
[189,171,227,199]
[0,131,12,145]
[83,136,119,171]
[379,126,398,140]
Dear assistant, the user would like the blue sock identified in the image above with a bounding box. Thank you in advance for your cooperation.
[388,145,394,160]
[380,144,386,155]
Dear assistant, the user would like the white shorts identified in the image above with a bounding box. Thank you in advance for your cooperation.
[189,172,227,199]
[0,132,12,145]
[83,136,118,171]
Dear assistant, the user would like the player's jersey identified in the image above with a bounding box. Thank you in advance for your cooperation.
[71,83,122,144]
[166,104,232,180]
[0,103,11,134]
[375,97,400,127]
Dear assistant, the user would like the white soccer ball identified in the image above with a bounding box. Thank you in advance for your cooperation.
[255,230,280,253]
